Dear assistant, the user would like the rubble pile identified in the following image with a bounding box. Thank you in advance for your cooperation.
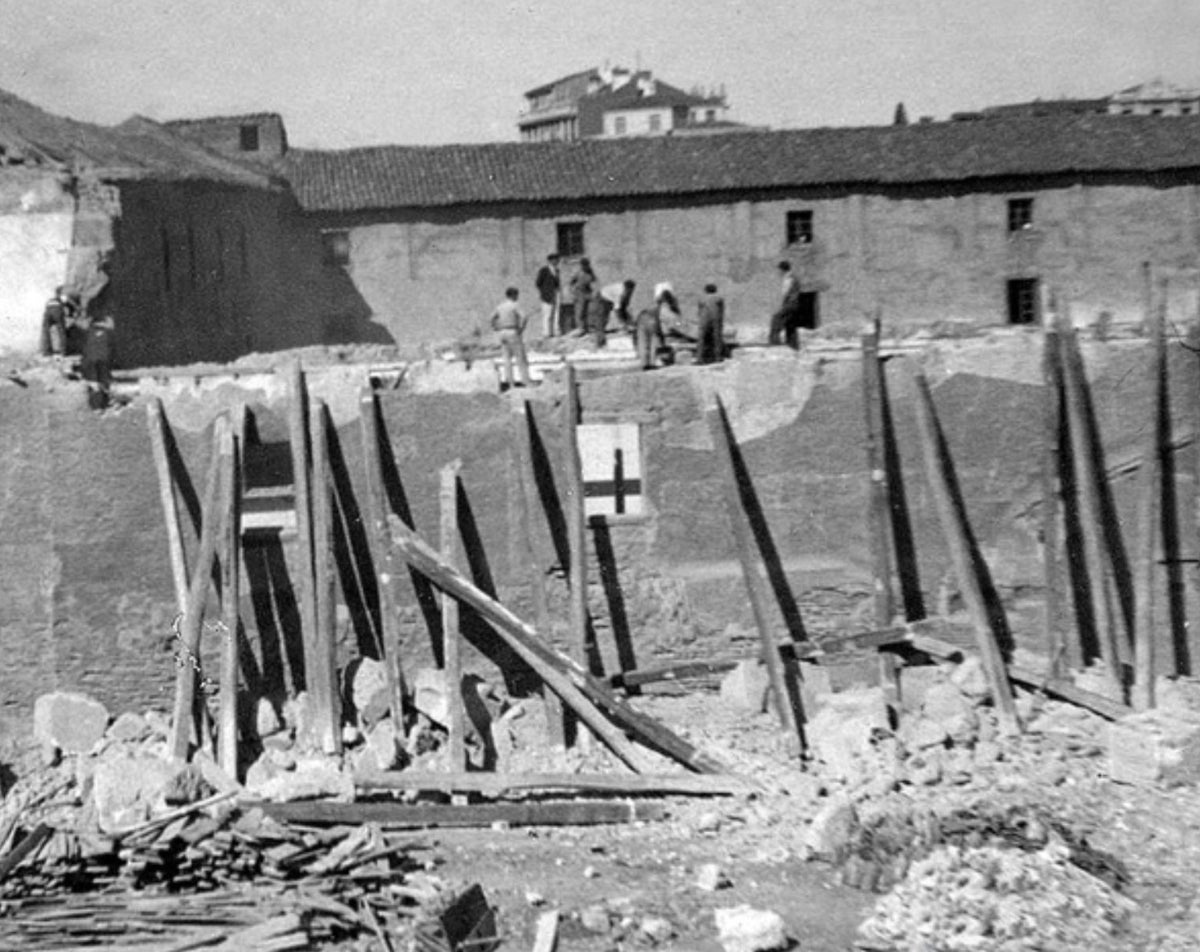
[856,841,1136,951]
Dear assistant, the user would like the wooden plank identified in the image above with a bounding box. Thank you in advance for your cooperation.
[169,415,231,762]
[862,315,901,699]
[511,399,566,747]
[354,770,748,797]
[359,389,407,725]
[562,364,593,679]
[439,459,466,769]
[218,404,244,779]
[1133,278,1165,710]
[0,824,53,884]
[703,392,805,753]
[146,398,189,613]
[912,373,1020,734]
[286,361,320,709]
[531,910,559,952]
[256,798,668,829]
[388,516,728,774]
[1056,312,1125,687]
[309,397,342,754]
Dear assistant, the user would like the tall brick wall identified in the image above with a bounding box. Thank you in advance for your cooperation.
[2,337,1199,740]
[316,178,1200,348]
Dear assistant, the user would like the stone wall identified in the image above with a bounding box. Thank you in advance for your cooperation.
[311,177,1200,348]
[2,336,1199,739]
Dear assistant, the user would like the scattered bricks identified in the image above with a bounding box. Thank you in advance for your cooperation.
[919,683,978,747]
[720,660,770,714]
[696,862,732,891]
[1108,710,1200,786]
[714,905,789,952]
[803,794,858,862]
[33,691,109,754]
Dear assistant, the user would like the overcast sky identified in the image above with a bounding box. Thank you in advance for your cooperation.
[2,0,1198,149]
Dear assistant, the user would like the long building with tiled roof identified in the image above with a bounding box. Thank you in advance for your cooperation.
[282,114,1200,213]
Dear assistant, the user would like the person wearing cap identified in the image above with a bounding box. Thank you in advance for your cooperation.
[490,286,531,389]
[769,260,803,350]
[696,282,726,364]
[534,253,561,338]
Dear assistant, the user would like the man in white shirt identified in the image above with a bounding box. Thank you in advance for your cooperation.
[490,287,531,389]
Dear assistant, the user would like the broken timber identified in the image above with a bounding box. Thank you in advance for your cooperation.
[354,770,748,797]
[387,516,728,775]
[257,799,668,829]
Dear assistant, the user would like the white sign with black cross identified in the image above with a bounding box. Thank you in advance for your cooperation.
[577,422,643,518]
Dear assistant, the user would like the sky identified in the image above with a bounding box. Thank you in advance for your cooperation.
[2,0,1199,150]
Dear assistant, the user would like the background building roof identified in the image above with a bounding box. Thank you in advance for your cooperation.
[282,113,1200,213]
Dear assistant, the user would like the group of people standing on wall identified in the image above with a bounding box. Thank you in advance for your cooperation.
[40,283,117,410]
[489,252,809,390]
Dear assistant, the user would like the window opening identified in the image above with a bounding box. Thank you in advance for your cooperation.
[239,124,260,152]
[1006,278,1039,325]
[556,221,585,258]
[321,230,351,267]
[1007,198,1034,232]
[786,210,814,245]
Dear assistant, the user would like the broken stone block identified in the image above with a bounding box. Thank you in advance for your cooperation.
[413,667,452,726]
[362,720,400,772]
[1108,709,1200,786]
[898,663,945,713]
[640,916,675,943]
[255,698,282,738]
[898,715,949,752]
[696,862,732,891]
[107,711,150,743]
[713,905,789,952]
[1155,676,1200,716]
[798,660,833,714]
[949,655,991,702]
[92,753,177,833]
[803,795,857,862]
[33,691,110,754]
[1074,664,1124,704]
[580,905,612,933]
[919,682,978,746]
[720,660,770,714]
[351,657,391,726]
[162,764,215,805]
[248,756,354,802]
[282,692,317,751]
[806,686,890,778]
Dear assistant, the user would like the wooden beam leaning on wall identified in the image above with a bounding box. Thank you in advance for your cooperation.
[358,388,407,730]
[702,391,806,756]
[169,414,233,761]
[911,372,1020,735]
[218,404,245,778]
[309,397,342,754]
[286,361,321,720]
[146,398,190,615]
[387,516,730,775]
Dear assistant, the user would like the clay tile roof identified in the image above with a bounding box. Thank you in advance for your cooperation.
[281,113,1200,213]
[0,87,278,188]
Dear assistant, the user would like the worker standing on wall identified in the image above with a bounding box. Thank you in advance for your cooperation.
[769,260,803,350]
[490,286,532,390]
[568,257,597,338]
[696,282,726,364]
[534,253,561,338]
[80,313,116,410]
[40,286,76,357]
[598,279,637,335]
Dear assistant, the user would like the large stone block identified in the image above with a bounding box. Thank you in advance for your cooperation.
[1108,710,1200,786]
[720,660,770,714]
[33,691,109,753]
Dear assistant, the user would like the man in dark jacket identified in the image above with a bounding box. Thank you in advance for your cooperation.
[534,253,561,338]
[40,286,76,356]
[81,314,116,409]
[768,260,803,350]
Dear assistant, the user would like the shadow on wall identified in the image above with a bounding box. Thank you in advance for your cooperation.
[318,261,396,347]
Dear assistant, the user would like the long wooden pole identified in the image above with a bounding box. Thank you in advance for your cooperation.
[439,459,466,769]
[1133,279,1165,710]
[358,389,407,726]
[286,361,319,700]
[309,397,342,754]
[170,415,231,761]
[562,364,592,679]
[388,516,729,774]
[912,372,1020,734]
[704,392,804,754]
[218,404,244,777]
[511,398,567,747]
[146,398,189,614]
[1056,310,1124,690]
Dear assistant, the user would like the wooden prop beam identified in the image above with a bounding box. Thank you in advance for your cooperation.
[562,364,592,678]
[388,516,728,774]
[358,389,407,726]
[146,399,189,613]
[286,361,320,703]
[703,392,805,753]
[309,397,342,754]
[218,404,244,778]
[170,415,231,761]
[354,770,747,797]
[257,798,667,829]
[439,459,466,768]
[912,373,1020,734]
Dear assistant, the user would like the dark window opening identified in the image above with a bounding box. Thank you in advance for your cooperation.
[797,291,820,329]
[614,116,626,134]
[239,124,260,152]
[321,230,351,267]
[1008,198,1034,232]
[1007,278,1040,325]
[705,109,716,123]
[649,113,662,132]
[556,221,585,258]
[786,210,814,245]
